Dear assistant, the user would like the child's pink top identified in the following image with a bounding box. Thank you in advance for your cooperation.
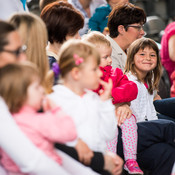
[0,105,77,173]
[94,66,138,104]
[161,22,175,84]
[170,70,175,97]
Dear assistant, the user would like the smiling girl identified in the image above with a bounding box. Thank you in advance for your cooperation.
[124,37,162,122]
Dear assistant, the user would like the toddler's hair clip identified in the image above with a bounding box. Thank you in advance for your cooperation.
[52,62,60,78]
[73,54,84,65]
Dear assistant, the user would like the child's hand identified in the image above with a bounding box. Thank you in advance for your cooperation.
[99,78,113,101]
[42,97,57,112]
[104,151,123,175]
[75,139,94,165]
[154,94,161,101]
[115,102,132,126]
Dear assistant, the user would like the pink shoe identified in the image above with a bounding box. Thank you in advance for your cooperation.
[124,159,143,174]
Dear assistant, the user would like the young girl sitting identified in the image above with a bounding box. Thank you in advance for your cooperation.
[124,37,162,122]
[0,63,99,175]
[48,40,123,175]
[125,38,175,123]
[83,31,143,175]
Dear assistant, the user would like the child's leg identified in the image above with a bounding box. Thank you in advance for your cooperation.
[58,150,100,175]
[106,115,137,156]
[121,115,143,174]
[106,130,118,153]
[120,114,137,161]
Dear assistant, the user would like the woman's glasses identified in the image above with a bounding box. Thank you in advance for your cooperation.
[0,45,27,57]
[125,25,144,31]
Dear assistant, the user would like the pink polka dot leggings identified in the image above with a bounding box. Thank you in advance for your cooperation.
[106,115,137,161]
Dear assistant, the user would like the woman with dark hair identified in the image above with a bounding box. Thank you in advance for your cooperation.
[40,1,84,68]
[107,2,146,71]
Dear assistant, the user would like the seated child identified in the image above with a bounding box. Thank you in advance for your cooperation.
[124,38,162,122]
[83,31,143,175]
[0,63,99,175]
[47,39,135,175]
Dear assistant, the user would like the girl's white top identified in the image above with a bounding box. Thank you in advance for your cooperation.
[127,73,158,123]
[49,85,117,153]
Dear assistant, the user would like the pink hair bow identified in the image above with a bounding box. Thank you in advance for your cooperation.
[73,54,84,65]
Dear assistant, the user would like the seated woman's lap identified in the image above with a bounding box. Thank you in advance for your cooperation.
[157,113,175,122]
[137,143,175,175]
[154,98,175,120]
[117,119,175,175]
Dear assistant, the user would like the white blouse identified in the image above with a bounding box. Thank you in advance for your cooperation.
[127,73,158,123]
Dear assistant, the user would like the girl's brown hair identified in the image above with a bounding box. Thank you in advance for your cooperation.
[0,63,40,113]
[9,13,49,90]
[125,38,162,94]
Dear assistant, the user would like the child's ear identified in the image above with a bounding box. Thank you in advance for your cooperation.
[71,67,80,80]
[118,25,125,34]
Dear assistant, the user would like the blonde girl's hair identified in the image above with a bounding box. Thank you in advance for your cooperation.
[124,37,162,94]
[9,13,49,90]
[46,39,101,93]
[0,63,40,113]
[82,31,111,49]
[59,39,100,78]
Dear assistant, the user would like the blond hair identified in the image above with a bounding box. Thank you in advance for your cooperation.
[124,38,162,94]
[0,63,40,113]
[9,13,49,90]
[59,39,100,77]
[46,39,100,93]
[82,31,111,49]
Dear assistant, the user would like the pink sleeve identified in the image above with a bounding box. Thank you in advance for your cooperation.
[170,71,175,97]
[161,22,175,60]
[38,107,77,143]
[164,22,175,42]
[111,68,138,104]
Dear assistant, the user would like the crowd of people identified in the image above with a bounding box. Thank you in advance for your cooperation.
[0,0,175,175]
